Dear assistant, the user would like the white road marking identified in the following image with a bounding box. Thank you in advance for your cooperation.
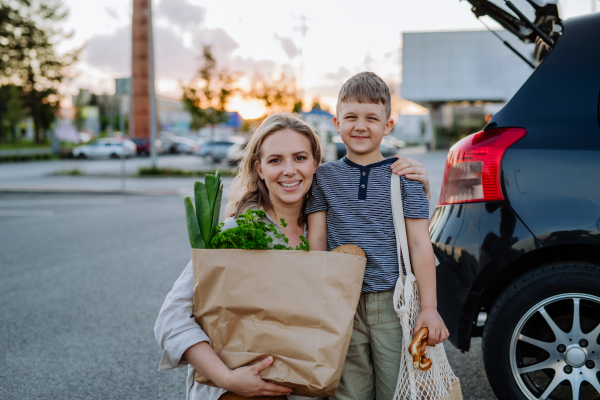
[0,199,123,207]
[0,210,55,217]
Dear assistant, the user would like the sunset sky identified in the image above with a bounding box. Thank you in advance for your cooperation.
[57,0,596,116]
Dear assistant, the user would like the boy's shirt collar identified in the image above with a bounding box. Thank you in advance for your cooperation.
[342,156,395,169]
[339,157,396,200]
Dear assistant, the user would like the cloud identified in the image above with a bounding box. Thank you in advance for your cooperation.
[83,27,130,76]
[274,34,299,59]
[104,7,118,20]
[157,0,206,31]
[363,53,374,70]
[194,27,240,65]
[82,22,277,95]
[323,67,352,83]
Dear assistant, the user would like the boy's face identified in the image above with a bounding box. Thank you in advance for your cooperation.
[334,102,394,160]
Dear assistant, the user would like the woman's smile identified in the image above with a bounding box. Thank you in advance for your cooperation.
[279,180,302,190]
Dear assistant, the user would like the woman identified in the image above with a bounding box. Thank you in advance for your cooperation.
[154,112,432,400]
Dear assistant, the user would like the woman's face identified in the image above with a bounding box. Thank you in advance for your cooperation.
[256,129,317,210]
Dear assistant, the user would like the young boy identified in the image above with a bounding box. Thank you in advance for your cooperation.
[306,72,449,400]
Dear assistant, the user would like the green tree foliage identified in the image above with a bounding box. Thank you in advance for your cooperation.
[0,85,27,143]
[6,85,27,139]
[0,0,79,143]
[292,100,303,114]
[249,74,300,115]
[182,46,235,131]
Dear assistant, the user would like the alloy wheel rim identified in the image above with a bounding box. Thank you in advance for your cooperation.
[510,293,600,400]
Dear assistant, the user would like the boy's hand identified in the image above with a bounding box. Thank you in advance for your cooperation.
[414,307,449,346]
[390,156,430,201]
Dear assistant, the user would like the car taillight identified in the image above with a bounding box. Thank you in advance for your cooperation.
[438,127,526,205]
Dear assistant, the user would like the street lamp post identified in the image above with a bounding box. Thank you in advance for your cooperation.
[148,0,157,168]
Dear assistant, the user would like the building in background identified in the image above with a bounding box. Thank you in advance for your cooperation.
[401,29,534,148]
[157,96,191,134]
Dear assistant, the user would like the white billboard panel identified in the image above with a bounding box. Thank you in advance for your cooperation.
[401,30,535,103]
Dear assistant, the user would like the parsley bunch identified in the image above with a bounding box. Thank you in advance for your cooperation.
[210,210,310,251]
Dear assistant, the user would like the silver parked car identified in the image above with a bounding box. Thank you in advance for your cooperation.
[73,138,136,159]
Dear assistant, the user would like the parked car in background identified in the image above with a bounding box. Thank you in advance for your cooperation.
[226,138,250,166]
[160,133,200,154]
[431,3,600,400]
[73,138,136,159]
[130,138,163,157]
[385,137,406,150]
[197,138,244,164]
[380,137,400,158]
[77,132,92,144]
[173,137,200,154]
[331,136,401,160]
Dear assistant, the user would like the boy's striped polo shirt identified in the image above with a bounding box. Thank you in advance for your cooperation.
[306,157,429,293]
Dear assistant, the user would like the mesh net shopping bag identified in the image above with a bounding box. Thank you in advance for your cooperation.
[390,174,462,400]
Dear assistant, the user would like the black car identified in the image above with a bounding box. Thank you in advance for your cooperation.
[430,4,600,400]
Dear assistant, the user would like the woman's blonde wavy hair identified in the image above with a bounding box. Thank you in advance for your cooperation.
[225,112,322,225]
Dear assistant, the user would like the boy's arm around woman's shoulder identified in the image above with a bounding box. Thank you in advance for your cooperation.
[404,217,450,346]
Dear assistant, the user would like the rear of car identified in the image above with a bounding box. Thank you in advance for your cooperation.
[431,12,600,400]
[131,138,150,156]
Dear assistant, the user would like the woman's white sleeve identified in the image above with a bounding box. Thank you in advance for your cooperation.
[154,260,210,371]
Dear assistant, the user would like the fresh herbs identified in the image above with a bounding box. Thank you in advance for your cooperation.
[211,209,310,251]
[184,173,309,251]
[184,171,223,249]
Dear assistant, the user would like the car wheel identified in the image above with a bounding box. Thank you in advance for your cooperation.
[482,262,600,400]
[110,153,119,159]
[77,153,86,159]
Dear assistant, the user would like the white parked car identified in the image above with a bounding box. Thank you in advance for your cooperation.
[73,138,136,159]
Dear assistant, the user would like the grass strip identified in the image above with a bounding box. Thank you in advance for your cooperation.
[138,167,236,177]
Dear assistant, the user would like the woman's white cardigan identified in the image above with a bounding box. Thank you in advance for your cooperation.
[154,215,322,400]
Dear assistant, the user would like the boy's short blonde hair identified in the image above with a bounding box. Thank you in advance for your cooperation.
[336,72,391,118]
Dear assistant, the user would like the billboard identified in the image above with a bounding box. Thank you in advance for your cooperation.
[401,30,535,103]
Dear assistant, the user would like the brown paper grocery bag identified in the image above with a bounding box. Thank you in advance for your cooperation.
[192,249,367,397]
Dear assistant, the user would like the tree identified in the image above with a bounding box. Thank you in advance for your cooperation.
[248,74,300,115]
[0,85,26,143]
[5,85,27,139]
[0,0,79,143]
[182,46,235,131]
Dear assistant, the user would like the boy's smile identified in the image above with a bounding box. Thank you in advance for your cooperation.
[334,102,394,165]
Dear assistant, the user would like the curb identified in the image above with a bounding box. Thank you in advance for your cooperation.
[0,186,182,196]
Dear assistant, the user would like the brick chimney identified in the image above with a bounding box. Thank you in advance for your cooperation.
[131,0,151,139]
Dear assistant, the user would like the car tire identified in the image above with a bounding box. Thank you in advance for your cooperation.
[482,262,600,400]
[110,153,119,159]
[76,153,86,159]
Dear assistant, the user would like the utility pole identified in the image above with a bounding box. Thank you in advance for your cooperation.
[294,14,308,106]
[148,0,157,168]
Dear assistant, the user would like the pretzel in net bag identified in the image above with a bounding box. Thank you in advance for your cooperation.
[390,174,462,400]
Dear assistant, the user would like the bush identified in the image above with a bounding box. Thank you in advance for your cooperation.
[138,167,235,177]
[0,154,56,163]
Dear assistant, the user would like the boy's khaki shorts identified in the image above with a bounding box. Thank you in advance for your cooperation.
[331,289,402,400]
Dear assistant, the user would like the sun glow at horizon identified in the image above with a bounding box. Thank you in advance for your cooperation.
[226,97,267,120]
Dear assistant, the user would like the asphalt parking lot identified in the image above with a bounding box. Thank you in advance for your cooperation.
[0,189,496,400]
[0,150,497,399]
